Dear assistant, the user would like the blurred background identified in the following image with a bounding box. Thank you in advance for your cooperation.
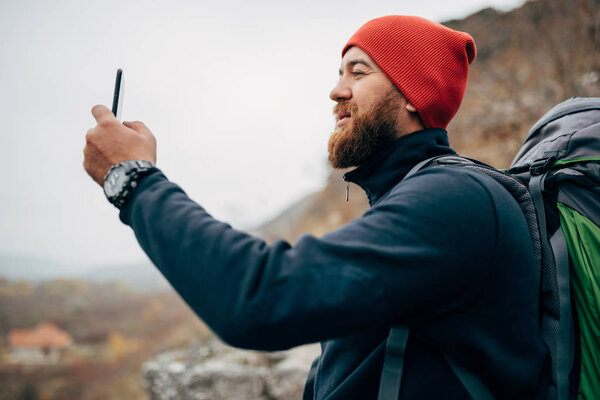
[1,0,599,398]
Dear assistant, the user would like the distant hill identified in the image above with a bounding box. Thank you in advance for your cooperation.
[0,254,78,282]
[445,0,600,165]
[256,0,600,243]
[0,253,169,291]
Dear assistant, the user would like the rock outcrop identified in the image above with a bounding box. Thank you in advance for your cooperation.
[143,338,319,400]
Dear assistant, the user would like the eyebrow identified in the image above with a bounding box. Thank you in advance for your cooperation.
[338,59,373,75]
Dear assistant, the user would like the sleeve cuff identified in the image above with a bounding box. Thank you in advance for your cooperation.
[118,168,166,224]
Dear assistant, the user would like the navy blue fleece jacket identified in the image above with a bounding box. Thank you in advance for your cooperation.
[119,129,548,399]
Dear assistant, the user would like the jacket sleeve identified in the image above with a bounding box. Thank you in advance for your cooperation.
[119,167,499,351]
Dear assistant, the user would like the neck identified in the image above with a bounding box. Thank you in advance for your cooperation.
[395,115,425,138]
[343,128,455,206]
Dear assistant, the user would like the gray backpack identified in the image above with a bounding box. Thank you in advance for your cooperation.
[378,97,600,400]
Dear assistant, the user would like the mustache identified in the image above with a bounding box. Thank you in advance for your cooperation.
[333,101,358,117]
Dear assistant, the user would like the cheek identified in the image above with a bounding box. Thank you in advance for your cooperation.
[352,91,375,113]
[352,83,388,112]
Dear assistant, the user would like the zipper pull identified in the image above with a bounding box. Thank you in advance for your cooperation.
[346,182,349,202]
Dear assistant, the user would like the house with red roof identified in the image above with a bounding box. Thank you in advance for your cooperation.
[7,322,73,364]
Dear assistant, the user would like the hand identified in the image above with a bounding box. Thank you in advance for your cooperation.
[83,105,157,186]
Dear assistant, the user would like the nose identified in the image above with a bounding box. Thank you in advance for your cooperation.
[329,79,351,102]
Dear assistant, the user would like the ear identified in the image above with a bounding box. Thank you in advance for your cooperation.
[405,103,418,113]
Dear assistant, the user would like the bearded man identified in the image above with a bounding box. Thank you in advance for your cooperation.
[84,16,548,399]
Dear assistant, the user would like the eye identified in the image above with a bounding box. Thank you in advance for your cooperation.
[352,70,366,77]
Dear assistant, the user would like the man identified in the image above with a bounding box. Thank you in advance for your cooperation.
[84,16,548,399]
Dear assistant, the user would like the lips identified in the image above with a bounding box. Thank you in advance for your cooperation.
[337,110,351,127]
[338,110,351,120]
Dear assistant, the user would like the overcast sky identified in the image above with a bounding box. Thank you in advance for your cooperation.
[0,0,526,270]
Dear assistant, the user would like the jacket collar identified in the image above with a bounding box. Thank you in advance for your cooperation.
[343,128,456,206]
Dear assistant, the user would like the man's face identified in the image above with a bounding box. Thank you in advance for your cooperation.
[328,46,413,169]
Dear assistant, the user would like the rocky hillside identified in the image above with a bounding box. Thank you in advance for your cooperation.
[258,0,600,243]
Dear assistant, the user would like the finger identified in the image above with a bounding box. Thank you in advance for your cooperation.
[91,104,116,124]
[123,120,152,135]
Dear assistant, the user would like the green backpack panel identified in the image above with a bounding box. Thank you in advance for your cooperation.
[558,203,600,399]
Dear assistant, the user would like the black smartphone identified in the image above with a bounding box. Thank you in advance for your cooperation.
[111,69,124,121]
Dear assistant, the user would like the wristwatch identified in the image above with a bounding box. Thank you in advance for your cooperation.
[103,160,156,208]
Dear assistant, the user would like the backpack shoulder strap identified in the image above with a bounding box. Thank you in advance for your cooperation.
[378,156,497,400]
[403,155,473,181]
[378,326,497,400]
[531,170,575,400]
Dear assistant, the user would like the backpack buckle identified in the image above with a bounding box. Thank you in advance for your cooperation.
[530,156,556,176]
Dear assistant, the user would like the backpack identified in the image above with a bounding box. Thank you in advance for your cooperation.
[377,97,600,400]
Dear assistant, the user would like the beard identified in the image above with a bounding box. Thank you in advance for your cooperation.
[328,88,402,169]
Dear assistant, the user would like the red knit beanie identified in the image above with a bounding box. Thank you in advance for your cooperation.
[343,16,476,129]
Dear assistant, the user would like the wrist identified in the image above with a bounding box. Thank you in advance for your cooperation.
[103,160,156,209]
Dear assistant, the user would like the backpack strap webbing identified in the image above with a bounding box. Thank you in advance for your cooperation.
[443,353,495,400]
[549,228,574,400]
[531,171,574,400]
[378,326,496,400]
[378,326,409,400]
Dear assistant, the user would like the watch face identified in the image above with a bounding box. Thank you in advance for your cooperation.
[104,166,127,197]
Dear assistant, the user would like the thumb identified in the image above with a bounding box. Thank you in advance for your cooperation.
[123,120,152,135]
[91,104,115,123]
